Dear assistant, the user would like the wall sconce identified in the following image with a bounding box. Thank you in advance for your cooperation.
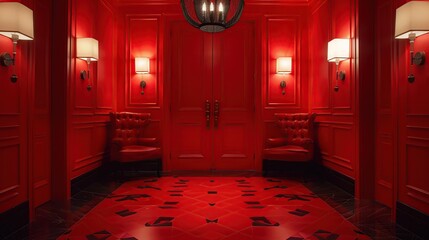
[135,57,150,95]
[276,57,292,95]
[327,38,350,92]
[395,1,429,83]
[77,38,99,91]
[0,2,34,83]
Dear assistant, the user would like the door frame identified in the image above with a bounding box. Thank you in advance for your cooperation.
[162,15,263,172]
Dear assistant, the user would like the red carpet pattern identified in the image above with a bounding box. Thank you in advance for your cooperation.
[58,177,370,240]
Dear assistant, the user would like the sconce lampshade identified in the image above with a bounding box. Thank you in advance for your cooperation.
[276,57,292,74]
[395,1,429,39]
[77,38,99,62]
[327,38,350,63]
[0,2,34,40]
[135,57,150,74]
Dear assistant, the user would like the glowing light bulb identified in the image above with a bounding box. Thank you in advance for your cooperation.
[210,2,214,12]
[219,2,223,12]
[202,2,206,12]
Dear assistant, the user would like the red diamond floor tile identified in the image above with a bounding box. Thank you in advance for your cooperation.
[57,177,371,240]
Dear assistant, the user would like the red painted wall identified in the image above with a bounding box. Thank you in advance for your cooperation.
[374,0,395,208]
[114,1,309,171]
[30,0,52,210]
[68,0,117,179]
[0,0,31,213]
[371,0,429,216]
[309,0,357,180]
[51,0,118,202]
[0,0,53,214]
[394,0,429,216]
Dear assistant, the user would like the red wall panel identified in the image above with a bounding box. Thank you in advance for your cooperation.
[396,2,429,214]
[97,0,116,112]
[0,0,30,214]
[374,0,394,208]
[310,0,330,110]
[127,17,159,108]
[31,0,52,208]
[68,0,117,179]
[309,0,356,180]
[267,18,299,106]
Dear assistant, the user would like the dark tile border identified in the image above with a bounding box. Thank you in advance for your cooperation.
[397,201,429,239]
[0,201,29,239]
[322,166,355,195]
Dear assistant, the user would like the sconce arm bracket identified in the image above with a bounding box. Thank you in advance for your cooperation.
[280,80,286,95]
[338,71,346,80]
[140,80,147,95]
[413,51,425,66]
[0,53,14,67]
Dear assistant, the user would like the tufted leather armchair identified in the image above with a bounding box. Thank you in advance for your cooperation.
[110,112,161,176]
[263,113,316,162]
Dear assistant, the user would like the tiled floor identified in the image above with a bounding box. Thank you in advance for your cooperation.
[4,172,423,240]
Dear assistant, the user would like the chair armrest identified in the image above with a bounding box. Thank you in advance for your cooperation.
[289,138,314,149]
[137,137,158,146]
[265,138,288,148]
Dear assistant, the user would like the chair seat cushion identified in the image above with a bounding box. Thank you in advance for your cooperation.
[118,145,161,163]
[262,145,312,162]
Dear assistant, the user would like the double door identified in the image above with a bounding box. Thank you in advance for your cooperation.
[170,20,255,170]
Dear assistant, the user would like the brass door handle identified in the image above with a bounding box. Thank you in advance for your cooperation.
[214,100,220,128]
[205,100,211,128]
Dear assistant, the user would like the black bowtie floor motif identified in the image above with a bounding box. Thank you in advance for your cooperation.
[58,177,370,240]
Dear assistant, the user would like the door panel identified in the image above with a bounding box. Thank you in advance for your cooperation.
[170,21,255,171]
[170,22,212,170]
[398,33,429,214]
[213,22,255,170]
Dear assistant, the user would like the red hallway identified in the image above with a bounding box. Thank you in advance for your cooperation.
[0,0,428,239]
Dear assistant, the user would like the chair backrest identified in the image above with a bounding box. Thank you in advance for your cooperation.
[275,113,316,145]
[110,112,151,146]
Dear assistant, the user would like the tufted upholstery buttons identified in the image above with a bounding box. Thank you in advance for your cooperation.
[276,113,315,146]
[109,112,161,174]
[262,113,316,162]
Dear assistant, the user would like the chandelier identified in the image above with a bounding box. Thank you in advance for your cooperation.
[180,0,244,33]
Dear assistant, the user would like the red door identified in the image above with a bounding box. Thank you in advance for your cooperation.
[170,21,256,171]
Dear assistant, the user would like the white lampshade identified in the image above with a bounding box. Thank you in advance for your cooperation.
[0,2,34,40]
[327,38,350,62]
[135,57,150,74]
[77,38,99,62]
[276,57,292,74]
[395,1,429,39]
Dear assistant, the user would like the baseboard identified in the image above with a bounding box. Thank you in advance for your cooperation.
[0,201,29,239]
[322,166,355,195]
[396,202,429,239]
[71,167,104,196]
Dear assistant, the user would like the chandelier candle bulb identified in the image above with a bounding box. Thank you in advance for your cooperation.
[210,2,214,22]
[219,3,224,22]
[202,2,207,22]
[181,0,244,32]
